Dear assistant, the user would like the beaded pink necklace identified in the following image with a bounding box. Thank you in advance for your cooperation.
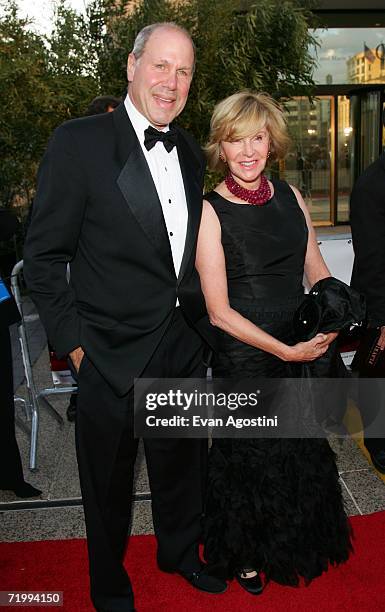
[225,173,272,206]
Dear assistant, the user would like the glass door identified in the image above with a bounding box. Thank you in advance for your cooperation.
[350,88,384,180]
[282,96,333,225]
[360,90,381,169]
[337,95,353,223]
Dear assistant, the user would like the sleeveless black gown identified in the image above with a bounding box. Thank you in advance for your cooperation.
[203,180,352,585]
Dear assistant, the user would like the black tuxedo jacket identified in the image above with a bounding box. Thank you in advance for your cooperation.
[24,104,211,396]
[350,152,385,327]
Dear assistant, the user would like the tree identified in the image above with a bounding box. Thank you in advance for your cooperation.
[0,0,100,213]
[86,0,317,188]
[0,1,53,208]
[192,0,318,139]
[88,0,318,143]
[0,0,318,212]
[48,1,99,120]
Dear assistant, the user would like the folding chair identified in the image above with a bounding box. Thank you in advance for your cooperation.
[11,260,77,470]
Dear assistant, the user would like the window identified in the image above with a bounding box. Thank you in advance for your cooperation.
[310,28,385,85]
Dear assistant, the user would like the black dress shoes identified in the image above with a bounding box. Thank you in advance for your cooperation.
[368,448,385,474]
[0,481,42,498]
[178,568,227,594]
[159,564,227,594]
[235,570,263,595]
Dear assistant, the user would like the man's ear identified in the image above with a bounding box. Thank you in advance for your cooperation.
[127,53,136,82]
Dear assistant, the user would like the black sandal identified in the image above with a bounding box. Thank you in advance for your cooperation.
[235,569,263,595]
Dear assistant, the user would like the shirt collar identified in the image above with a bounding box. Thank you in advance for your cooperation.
[124,93,169,147]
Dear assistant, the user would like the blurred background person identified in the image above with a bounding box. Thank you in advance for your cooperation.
[350,110,385,474]
[85,94,121,116]
[0,207,41,497]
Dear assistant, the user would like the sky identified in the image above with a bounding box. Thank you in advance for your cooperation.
[14,0,88,35]
[9,3,385,84]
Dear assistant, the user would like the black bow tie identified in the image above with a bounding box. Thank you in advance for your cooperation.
[144,125,177,153]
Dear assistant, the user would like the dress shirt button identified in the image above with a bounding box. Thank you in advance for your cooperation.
[168,198,172,203]
[169,232,173,237]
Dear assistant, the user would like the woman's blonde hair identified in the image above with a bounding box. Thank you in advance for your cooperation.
[205,91,290,173]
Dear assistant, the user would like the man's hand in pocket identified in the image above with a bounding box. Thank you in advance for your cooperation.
[69,347,85,372]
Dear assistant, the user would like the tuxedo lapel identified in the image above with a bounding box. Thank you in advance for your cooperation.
[176,129,203,284]
[113,104,174,270]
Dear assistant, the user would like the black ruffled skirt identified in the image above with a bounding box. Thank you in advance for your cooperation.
[203,296,353,585]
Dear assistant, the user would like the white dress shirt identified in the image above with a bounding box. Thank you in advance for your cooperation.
[124,94,188,282]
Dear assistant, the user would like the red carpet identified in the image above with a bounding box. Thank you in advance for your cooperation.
[1,512,385,611]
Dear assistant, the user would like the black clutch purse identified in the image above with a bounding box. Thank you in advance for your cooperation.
[293,277,366,342]
[293,298,321,342]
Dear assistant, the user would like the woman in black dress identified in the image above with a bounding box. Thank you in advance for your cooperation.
[195,91,352,594]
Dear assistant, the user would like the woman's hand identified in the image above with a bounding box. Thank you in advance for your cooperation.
[283,332,338,362]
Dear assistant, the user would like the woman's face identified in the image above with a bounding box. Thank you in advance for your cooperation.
[220,128,270,189]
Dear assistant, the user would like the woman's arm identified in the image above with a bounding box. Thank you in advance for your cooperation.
[196,200,330,362]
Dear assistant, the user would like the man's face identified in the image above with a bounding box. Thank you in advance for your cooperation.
[127,27,194,129]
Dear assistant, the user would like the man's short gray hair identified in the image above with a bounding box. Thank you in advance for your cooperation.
[132,22,196,71]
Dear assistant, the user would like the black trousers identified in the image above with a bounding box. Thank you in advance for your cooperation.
[0,325,25,488]
[75,308,207,612]
[357,377,385,454]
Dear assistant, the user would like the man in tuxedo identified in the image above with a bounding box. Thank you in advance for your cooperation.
[24,22,225,612]
[350,117,385,474]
